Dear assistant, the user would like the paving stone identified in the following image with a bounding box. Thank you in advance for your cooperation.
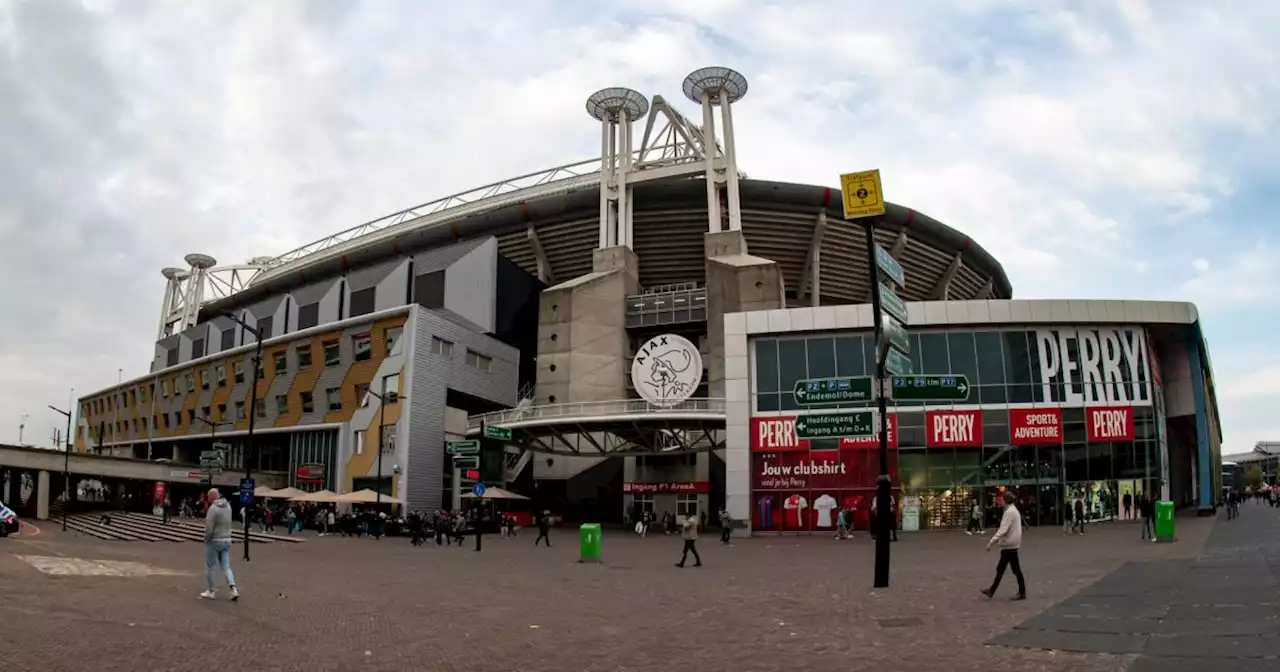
[989,629,1148,654]
[1143,634,1280,659]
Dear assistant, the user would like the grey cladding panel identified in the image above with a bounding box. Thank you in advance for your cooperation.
[411,237,488,274]
[247,296,286,321]
[347,258,401,292]
[290,279,339,307]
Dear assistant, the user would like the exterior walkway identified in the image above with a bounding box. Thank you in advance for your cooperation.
[0,513,1217,672]
[992,501,1280,670]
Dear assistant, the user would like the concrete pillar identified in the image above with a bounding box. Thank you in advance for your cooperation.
[36,470,49,520]
[534,246,639,405]
[703,230,784,399]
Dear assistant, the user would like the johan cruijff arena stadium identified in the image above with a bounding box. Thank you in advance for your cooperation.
[73,67,1224,532]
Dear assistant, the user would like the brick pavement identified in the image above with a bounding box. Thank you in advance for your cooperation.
[0,515,1216,672]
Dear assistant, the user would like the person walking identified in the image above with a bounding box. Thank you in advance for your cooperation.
[1072,495,1086,534]
[1139,494,1155,542]
[718,507,733,545]
[966,499,984,535]
[675,514,702,568]
[1122,491,1133,520]
[200,488,239,602]
[981,491,1026,601]
[534,509,551,547]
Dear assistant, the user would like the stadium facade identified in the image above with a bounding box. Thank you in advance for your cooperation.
[72,68,1224,524]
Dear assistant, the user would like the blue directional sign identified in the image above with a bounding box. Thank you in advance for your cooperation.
[884,349,914,377]
[239,478,255,505]
[472,482,487,498]
[874,244,906,288]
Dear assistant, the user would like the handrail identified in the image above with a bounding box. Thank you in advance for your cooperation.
[468,397,725,429]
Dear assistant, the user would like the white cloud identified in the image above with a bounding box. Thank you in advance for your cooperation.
[1192,258,1210,273]
[0,0,1277,460]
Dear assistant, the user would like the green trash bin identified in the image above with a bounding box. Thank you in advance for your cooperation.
[1154,500,1175,543]
[578,523,602,563]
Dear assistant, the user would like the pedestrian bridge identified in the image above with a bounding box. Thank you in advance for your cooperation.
[0,444,285,488]
[465,398,725,457]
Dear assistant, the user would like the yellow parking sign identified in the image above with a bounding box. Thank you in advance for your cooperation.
[840,169,885,219]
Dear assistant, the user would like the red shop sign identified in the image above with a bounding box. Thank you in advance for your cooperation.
[297,463,326,483]
[623,482,709,494]
[926,409,983,447]
[153,482,166,501]
[752,450,897,491]
[1009,408,1063,445]
[751,415,898,452]
[1086,406,1135,442]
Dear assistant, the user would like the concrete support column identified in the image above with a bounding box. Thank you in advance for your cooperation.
[36,470,50,520]
[704,230,784,399]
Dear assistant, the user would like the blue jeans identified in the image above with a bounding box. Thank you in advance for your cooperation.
[204,540,236,591]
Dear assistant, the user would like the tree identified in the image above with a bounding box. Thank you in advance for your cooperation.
[1244,464,1264,490]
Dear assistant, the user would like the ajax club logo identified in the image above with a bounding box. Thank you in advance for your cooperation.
[631,334,703,407]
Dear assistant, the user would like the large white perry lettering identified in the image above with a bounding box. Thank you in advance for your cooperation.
[757,418,798,449]
[1036,328,1149,405]
[932,413,976,443]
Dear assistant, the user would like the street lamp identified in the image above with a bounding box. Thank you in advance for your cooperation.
[47,404,72,532]
[363,377,404,508]
[222,312,263,562]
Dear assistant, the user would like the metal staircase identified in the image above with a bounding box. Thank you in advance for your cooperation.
[504,383,536,481]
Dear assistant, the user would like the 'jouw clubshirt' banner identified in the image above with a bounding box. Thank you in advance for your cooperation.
[1009,408,1063,445]
[925,410,983,447]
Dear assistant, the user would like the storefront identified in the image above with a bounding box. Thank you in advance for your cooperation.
[743,324,1167,531]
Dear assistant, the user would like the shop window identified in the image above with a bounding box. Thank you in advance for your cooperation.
[755,339,779,393]
[275,394,288,414]
[1038,444,1062,482]
[919,333,949,376]
[984,445,1011,484]
[274,352,288,375]
[326,387,341,411]
[982,410,1010,445]
[806,337,836,379]
[676,494,698,518]
[974,332,1007,386]
[777,339,807,411]
[323,341,341,367]
[946,332,979,386]
[297,345,312,369]
[353,333,372,361]
[899,451,928,491]
[300,391,314,414]
[385,326,402,355]
[926,449,957,489]
[1063,444,1088,481]
[834,336,866,378]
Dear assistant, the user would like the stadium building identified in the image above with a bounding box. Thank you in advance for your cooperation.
[71,68,1224,528]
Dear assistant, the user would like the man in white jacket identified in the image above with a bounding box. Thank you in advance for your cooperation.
[981,491,1026,601]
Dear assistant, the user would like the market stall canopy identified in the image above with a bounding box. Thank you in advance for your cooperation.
[253,486,278,497]
[332,489,397,504]
[261,487,308,499]
[291,489,338,502]
[461,487,531,501]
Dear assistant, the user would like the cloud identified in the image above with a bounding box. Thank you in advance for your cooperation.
[0,0,1276,459]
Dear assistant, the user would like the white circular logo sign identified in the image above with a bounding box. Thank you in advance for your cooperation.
[631,334,703,407]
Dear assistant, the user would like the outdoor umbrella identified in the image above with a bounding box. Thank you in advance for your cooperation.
[253,486,278,497]
[332,489,397,504]
[291,489,338,502]
[460,487,531,501]
[263,487,308,499]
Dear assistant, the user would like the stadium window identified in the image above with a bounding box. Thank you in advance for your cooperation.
[385,326,403,355]
[299,391,314,414]
[215,364,226,387]
[233,362,244,384]
[465,349,492,372]
[431,336,453,357]
[356,383,370,407]
[382,373,400,402]
[274,351,288,375]
[275,394,288,414]
[353,333,372,361]
[297,345,312,369]
[323,340,341,367]
[234,401,245,421]
[326,387,342,411]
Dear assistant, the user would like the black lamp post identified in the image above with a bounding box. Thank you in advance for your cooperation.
[47,404,72,532]
[223,312,263,562]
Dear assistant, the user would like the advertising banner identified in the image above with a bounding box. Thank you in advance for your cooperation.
[622,482,709,494]
[1086,406,1135,442]
[751,414,898,452]
[926,410,983,447]
[1009,408,1063,445]
[752,451,898,490]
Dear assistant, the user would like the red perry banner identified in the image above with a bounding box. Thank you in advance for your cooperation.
[1009,408,1063,445]
[752,415,898,452]
[926,409,983,447]
[1087,406,1135,442]
[623,482,710,494]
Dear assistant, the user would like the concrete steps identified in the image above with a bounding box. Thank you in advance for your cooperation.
[60,512,304,544]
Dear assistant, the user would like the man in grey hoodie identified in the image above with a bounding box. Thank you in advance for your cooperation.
[201,488,239,601]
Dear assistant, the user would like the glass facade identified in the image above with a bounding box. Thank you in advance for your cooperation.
[750,328,1162,531]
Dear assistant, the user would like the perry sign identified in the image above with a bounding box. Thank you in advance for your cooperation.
[752,415,898,452]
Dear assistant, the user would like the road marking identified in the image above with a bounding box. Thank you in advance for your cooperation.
[15,555,191,577]
[17,521,40,537]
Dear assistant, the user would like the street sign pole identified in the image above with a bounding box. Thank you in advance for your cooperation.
[866,221,893,589]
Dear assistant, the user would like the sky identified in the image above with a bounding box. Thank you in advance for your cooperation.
[0,0,1276,456]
